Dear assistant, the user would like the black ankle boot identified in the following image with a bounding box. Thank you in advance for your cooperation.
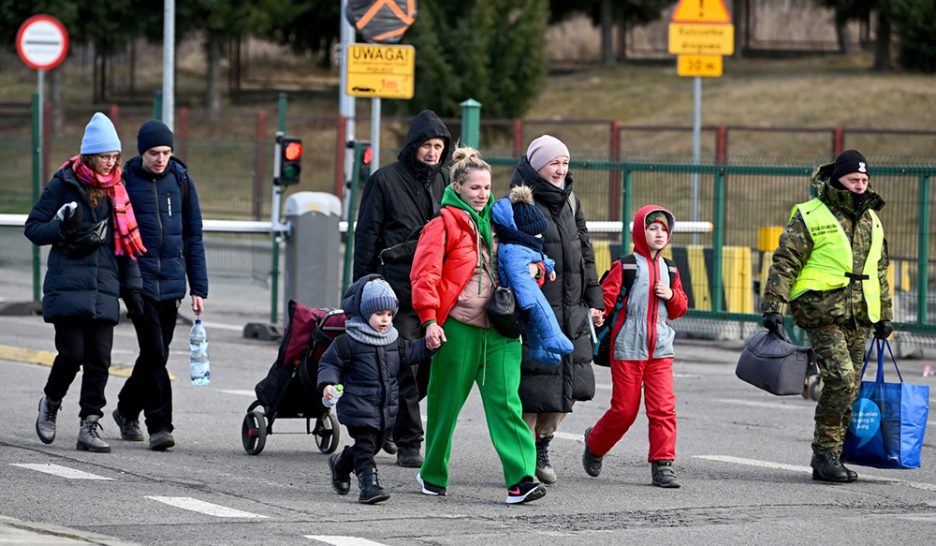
[837,454,859,482]
[357,468,389,504]
[811,452,849,483]
[36,396,61,444]
[329,453,351,495]
[535,435,557,484]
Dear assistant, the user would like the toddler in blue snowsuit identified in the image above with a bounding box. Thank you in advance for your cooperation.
[492,185,573,364]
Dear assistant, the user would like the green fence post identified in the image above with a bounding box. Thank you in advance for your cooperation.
[711,169,726,314]
[918,174,931,325]
[621,169,633,253]
[31,93,41,302]
[153,92,162,120]
[460,98,481,149]
[270,93,287,324]
[342,142,370,294]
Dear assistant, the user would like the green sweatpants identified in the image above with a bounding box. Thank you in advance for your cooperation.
[420,318,535,488]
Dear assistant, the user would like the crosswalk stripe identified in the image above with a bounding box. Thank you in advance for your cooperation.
[306,536,388,546]
[695,455,936,493]
[11,463,112,480]
[146,496,267,518]
[219,389,256,396]
[715,398,810,411]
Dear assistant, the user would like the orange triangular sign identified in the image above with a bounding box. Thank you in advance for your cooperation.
[671,0,731,23]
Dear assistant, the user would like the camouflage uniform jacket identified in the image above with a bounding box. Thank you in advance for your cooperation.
[761,168,893,329]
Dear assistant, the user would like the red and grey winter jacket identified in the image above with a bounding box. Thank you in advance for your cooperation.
[411,206,488,327]
[602,205,688,360]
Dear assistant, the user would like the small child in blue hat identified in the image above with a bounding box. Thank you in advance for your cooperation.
[318,275,433,504]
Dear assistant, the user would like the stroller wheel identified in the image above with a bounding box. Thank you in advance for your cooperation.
[314,411,340,454]
[242,410,267,455]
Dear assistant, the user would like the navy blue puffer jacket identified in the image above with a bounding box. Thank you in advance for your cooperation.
[317,275,432,431]
[123,156,208,301]
[24,165,142,324]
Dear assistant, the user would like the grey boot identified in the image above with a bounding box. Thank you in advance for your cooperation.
[582,427,603,477]
[76,415,111,453]
[651,460,681,488]
[535,435,557,484]
[36,396,62,444]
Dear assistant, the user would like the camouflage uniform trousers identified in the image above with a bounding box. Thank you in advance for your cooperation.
[805,322,871,454]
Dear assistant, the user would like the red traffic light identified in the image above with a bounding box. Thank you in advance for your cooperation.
[284,141,303,161]
[362,146,373,165]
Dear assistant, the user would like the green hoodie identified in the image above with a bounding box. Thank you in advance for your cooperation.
[441,184,493,252]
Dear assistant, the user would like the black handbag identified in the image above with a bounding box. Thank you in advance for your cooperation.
[54,218,108,259]
[482,256,521,339]
[486,283,521,338]
[736,329,816,395]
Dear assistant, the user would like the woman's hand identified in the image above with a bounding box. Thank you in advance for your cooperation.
[426,322,447,350]
[590,308,604,328]
[654,282,673,301]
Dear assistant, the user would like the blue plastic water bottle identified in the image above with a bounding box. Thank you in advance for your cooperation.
[189,315,210,386]
[323,384,343,408]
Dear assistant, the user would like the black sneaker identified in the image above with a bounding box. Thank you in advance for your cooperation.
[112,409,144,442]
[397,446,423,468]
[382,438,398,455]
[417,473,447,496]
[149,429,175,451]
[582,427,603,477]
[506,480,546,505]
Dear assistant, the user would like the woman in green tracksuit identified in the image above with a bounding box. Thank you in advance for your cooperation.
[410,146,546,505]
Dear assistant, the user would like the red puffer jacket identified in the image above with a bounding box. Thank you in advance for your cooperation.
[411,206,484,326]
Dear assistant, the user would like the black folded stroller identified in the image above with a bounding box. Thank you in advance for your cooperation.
[241,300,345,455]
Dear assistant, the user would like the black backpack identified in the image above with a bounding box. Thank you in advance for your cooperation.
[592,254,678,367]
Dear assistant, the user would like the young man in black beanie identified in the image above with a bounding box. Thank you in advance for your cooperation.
[761,148,892,483]
[112,119,209,451]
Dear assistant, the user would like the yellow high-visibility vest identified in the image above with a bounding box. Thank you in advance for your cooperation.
[788,198,884,322]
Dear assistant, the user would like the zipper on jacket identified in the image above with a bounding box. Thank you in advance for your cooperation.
[153,178,164,300]
[646,254,659,358]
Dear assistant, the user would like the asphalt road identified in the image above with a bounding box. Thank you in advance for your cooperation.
[1,280,935,545]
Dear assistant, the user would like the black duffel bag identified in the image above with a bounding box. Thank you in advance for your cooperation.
[736,329,815,396]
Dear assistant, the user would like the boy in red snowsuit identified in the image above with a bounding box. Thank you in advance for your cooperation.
[582,205,688,487]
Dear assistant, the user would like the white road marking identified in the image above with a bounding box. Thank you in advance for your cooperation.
[895,513,936,522]
[219,389,256,397]
[715,398,811,411]
[696,455,936,493]
[11,463,112,480]
[203,321,245,332]
[146,496,267,518]
[554,431,584,443]
[306,536,388,546]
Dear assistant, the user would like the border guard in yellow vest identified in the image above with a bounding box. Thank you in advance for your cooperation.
[761,149,893,483]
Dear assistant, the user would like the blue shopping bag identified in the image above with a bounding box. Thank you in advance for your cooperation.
[842,338,930,469]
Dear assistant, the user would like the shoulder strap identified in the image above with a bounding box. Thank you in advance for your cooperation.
[334,334,352,366]
[620,254,638,297]
[567,190,576,214]
[663,257,678,288]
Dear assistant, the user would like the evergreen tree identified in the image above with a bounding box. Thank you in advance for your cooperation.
[892,0,936,72]
[400,0,548,119]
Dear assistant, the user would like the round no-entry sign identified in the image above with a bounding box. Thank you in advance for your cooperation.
[16,15,69,71]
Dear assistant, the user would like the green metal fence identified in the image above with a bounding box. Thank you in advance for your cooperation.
[488,157,936,338]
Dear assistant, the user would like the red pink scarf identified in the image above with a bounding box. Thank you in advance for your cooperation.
[66,155,147,260]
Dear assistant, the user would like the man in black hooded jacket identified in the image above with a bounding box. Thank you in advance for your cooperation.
[353,109,451,467]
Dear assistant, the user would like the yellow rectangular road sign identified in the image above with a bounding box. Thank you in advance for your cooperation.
[346,44,415,99]
[668,23,734,55]
[677,54,723,77]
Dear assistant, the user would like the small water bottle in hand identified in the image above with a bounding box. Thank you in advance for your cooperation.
[189,314,210,386]
[323,384,343,408]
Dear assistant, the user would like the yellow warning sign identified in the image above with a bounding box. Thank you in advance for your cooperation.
[671,0,732,23]
[668,23,734,55]
[677,54,723,77]
[346,44,415,99]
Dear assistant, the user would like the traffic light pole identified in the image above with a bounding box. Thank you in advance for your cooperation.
[269,93,288,324]
[342,141,370,294]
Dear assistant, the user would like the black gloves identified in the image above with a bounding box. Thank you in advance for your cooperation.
[762,312,785,337]
[874,320,893,339]
[60,203,82,235]
[123,289,144,318]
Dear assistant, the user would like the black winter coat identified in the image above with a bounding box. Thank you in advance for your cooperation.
[510,158,604,412]
[123,156,208,302]
[24,165,142,324]
[353,110,451,305]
